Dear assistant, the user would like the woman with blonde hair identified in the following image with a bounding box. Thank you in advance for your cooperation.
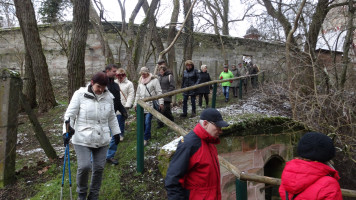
[134,67,164,146]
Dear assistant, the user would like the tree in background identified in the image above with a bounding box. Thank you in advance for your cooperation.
[182,0,194,61]
[66,0,90,100]
[14,0,57,112]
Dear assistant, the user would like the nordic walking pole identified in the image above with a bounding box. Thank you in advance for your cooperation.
[60,138,67,200]
[61,119,73,200]
[67,143,73,200]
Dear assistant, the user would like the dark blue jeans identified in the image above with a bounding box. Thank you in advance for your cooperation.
[222,86,230,99]
[106,115,125,159]
[183,95,196,114]
[144,113,153,141]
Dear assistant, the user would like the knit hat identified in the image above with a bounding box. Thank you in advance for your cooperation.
[297,132,335,162]
[139,66,149,74]
[157,59,166,65]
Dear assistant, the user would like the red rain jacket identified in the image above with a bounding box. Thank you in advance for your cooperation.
[279,159,342,200]
[165,123,221,200]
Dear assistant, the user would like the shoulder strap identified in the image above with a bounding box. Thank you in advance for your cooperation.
[144,84,153,97]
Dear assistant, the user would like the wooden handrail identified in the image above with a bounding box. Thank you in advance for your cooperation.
[137,99,356,197]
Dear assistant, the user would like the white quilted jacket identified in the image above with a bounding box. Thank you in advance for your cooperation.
[114,78,135,108]
[63,86,121,148]
[134,76,164,113]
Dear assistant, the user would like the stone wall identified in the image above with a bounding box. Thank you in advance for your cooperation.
[0,23,285,78]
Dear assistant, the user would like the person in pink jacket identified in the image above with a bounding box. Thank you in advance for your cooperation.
[279,132,343,200]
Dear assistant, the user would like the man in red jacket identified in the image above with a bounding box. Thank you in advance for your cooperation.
[165,108,229,200]
[279,132,342,200]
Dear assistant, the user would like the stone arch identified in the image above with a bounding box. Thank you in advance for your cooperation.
[264,155,285,200]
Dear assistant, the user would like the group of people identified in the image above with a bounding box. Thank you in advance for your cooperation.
[62,60,342,200]
[62,61,179,199]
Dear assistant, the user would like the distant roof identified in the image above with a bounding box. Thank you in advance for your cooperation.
[316,30,346,53]
[246,25,259,36]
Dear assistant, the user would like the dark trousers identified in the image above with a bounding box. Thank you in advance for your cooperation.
[198,93,209,107]
[183,94,196,114]
[231,87,238,97]
[158,101,174,127]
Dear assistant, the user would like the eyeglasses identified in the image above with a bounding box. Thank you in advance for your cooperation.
[116,74,126,77]
[208,121,221,130]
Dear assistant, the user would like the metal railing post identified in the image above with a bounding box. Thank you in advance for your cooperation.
[239,79,243,99]
[236,179,247,200]
[136,104,144,173]
[212,83,217,108]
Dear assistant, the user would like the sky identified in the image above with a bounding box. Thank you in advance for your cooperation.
[98,0,257,38]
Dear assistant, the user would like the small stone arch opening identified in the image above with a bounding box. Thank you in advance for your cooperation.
[264,155,285,200]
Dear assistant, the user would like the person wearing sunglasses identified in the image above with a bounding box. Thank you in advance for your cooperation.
[114,68,135,141]
[165,108,229,200]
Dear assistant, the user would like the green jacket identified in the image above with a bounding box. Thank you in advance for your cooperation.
[219,70,234,86]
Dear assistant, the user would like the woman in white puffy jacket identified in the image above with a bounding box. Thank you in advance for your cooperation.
[63,72,121,200]
[134,67,164,146]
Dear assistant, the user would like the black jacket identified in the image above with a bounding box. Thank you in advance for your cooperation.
[181,67,200,96]
[158,71,176,102]
[196,71,211,94]
[107,77,127,116]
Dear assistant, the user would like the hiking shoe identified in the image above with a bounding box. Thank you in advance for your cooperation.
[144,140,148,146]
[191,112,196,117]
[106,158,118,165]
[180,113,187,117]
[120,136,124,141]
[225,98,229,102]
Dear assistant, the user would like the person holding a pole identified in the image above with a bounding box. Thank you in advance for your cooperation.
[165,108,229,200]
[63,72,121,200]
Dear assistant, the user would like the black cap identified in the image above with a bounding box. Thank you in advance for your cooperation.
[297,132,335,162]
[200,108,229,128]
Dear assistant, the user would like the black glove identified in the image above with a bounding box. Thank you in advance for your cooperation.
[113,134,120,145]
[122,111,128,120]
[63,119,75,147]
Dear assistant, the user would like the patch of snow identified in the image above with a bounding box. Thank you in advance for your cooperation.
[161,136,182,152]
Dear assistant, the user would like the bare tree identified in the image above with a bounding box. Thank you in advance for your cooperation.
[90,0,114,64]
[14,0,57,112]
[66,0,90,100]
[183,0,194,61]
[167,0,180,70]
[340,0,355,89]
[23,50,37,108]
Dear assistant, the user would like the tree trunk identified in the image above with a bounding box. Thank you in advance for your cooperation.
[89,1,114,64]
[221,0,229,35]
[22,50,37,108]
[67,0,90,101]
[340,0,355,89]
[183,0,194,60]
[20,92,58,160]
[142,0,166,61]
[14,0,57,113]
[132,0,159,72]
[126,0,145,81]
[167,0,180,71]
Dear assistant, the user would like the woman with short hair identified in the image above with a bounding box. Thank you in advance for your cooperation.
[197,64,211,108]
[63,72,121,200]
[134,67,164,146]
